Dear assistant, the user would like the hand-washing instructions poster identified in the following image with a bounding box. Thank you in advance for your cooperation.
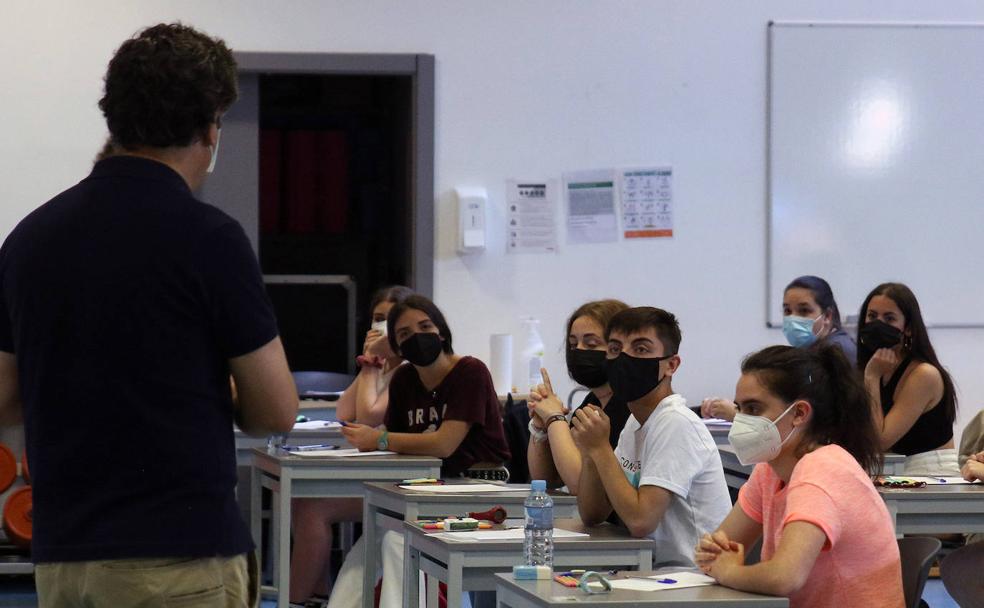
[564,169,618,244]
[506,180,557,254]
[620,167,673,238]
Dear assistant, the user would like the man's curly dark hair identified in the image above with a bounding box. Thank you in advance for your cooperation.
[98,23,238,150]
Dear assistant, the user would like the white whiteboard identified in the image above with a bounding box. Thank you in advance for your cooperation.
[768,22,984,327]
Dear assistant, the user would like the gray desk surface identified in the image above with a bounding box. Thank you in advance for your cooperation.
[494,572,789,607]
[878,483,984,534]
[362,482,577,608]
[404,519,654,608]
[250,448,441,608]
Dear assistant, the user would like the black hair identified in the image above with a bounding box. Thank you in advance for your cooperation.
[742,344,883,476]
[368,285,414,318]
[605,306,681,354]
[386,295,454,355]
[564,299,629,369]
[785,275,844,330]
[99,23,237,150]
[857,282,956,425]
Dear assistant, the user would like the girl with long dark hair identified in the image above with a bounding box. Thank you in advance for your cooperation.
[857,282,958,475]
[695,344,904,608]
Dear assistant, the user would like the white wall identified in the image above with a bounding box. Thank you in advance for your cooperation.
[4,0,984,441]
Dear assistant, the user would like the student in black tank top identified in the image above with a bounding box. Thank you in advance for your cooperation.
[857,283,958,475]
[527,299,629,493]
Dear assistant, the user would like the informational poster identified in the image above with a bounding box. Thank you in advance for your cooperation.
[563,169,618,244]
[506,180,558,254]
[620,167,673,238]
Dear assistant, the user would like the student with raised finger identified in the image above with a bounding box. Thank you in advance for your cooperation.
[527,299,629,493]
[701,275,854,422]
[857,282,959,476]
[695,344,904,608]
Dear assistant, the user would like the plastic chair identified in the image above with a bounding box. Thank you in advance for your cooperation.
[291,370,356,397]
[898,536,941,608]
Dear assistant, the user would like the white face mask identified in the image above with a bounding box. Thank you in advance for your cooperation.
[206,128,221,173]
[728,402,799,466]
[371,320,387,336]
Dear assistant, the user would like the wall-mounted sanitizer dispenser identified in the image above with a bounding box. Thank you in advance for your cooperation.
[455,187,487,253]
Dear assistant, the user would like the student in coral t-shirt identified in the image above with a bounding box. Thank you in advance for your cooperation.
[695,344,905,608]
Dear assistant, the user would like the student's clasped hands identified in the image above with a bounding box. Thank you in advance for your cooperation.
[963,451,984,482]
[340,422,380,451]
[570,405,610,452]
[695,530,744,582]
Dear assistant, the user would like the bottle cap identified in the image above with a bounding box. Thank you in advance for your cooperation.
[531,479,546,492]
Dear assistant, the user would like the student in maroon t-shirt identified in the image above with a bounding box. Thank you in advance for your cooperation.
[333,296,510,608]
[341,295,510,476]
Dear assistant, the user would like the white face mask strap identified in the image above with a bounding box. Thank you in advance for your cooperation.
[775,402,799,445]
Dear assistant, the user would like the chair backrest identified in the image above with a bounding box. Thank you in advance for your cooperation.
[898,536,941,608]
[292,370,356,396]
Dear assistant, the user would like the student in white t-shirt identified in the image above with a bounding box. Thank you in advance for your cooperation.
[572,306,731,567]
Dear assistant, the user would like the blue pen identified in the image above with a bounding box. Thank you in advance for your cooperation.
[284,444,339,452]
[656,578,677,584]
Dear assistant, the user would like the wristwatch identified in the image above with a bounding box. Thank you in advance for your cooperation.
[544,413,568,429]
[376,430,389,451]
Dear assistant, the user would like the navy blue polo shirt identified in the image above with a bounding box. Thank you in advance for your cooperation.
[0,156,278,562]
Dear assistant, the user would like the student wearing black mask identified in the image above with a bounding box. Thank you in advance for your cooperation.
[857,282,959,476]
[336,295,509,608]
[573,307,730,566]
[527,299,629,493]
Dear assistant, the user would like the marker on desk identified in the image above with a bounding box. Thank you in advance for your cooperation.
[402,478,442,485]
[284,444,339,452]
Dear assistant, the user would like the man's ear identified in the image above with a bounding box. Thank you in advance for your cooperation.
[665,354,682,376]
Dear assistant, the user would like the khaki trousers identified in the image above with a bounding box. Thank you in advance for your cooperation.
[35,553,258,608]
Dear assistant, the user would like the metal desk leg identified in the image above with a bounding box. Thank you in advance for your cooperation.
[276,472,292,608]
[404,538,420,608]
[446,553,464,608]
[362,500,379,608]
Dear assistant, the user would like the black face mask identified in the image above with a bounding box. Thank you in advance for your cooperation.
[567,348,608,388]
[399,332,444,366]
[606,352,672,403]
[858,320,903,352]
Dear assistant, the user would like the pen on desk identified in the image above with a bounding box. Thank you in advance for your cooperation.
[284,444,339,452]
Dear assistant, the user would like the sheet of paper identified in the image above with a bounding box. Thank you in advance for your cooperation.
[620,167,673,239]
[594,571,715,592]
[292,420,342,430]
[564,170,618,244]
[433,528,589,541]
[507,180,558,254]
[308,448,397,458]
[397,484,517,493]
[289,449,344,457]
[702,418,732,427]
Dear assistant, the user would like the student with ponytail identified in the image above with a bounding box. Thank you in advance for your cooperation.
[527,299,629,493]
[857,282,958,476]
[695,344,904,608]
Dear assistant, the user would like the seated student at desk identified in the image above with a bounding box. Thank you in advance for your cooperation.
[941,450,984,606]
[288,285,412,607]
[527,299,629,493]
[696,344,904,608]
[857,282,959,476]
[572,307,731,567]
[329,295,510,608]
[701,275,855,422]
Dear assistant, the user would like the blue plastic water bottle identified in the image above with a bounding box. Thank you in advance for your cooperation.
[524,479,554,567]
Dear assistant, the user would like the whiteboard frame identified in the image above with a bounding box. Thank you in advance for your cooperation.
[765,20,984,329]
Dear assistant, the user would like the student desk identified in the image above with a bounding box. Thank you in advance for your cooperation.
[493,572,789,608]
[878,484,984,534]
[362,482,577,608]
[250,448,442,608]
[495,568,789,608]
[717,445,906,491]
[403,519,654,608]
